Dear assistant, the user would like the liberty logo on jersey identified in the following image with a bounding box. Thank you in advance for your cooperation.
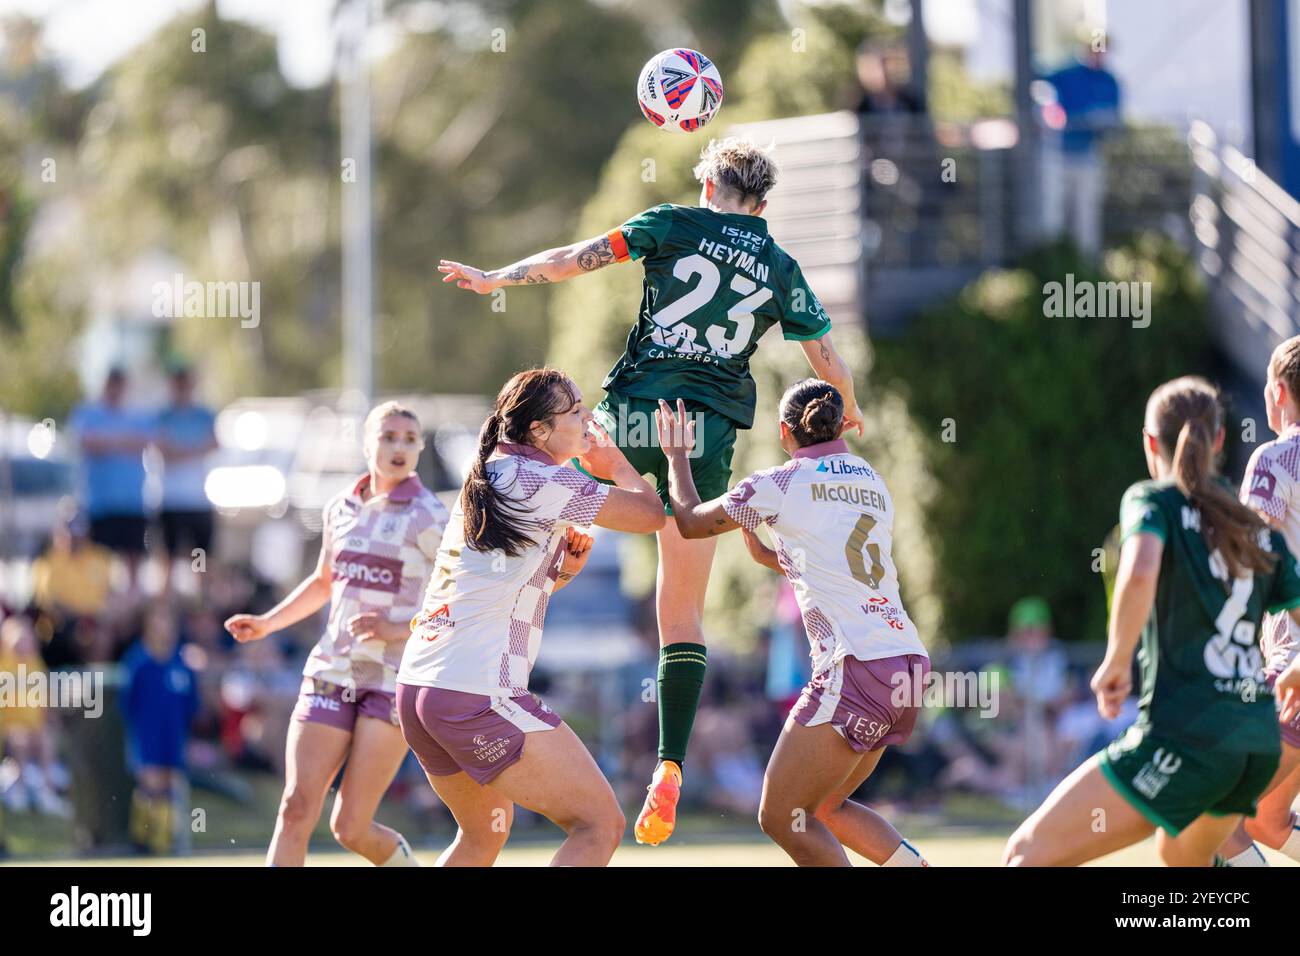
[815,458,875,478]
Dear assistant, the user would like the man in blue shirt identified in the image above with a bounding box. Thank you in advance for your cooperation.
[69,368,152,593]
[1044,42,1122,257]
[153,364,218,597]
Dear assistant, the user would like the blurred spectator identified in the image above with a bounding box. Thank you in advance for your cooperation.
[1005,596,1071,803]
[31,515,114,619]
[764,582,811,711]
[1042,39,1122,257]
[69,368,152,594]
[854,39,923,117]
[689,669,766,816]
[1056,674,1138,773]
[153,363,218,598]
[120,603,198,853]
[217,636,298,775]
[30,515,116,668]
[0,615,70,817]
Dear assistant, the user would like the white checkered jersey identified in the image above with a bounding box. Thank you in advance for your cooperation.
[1241,423,1300,675]
[722,439,927,678]
[304,474,450,694]
[399,443,611,696]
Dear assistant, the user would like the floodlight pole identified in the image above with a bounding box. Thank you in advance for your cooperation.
[339,0,375,408]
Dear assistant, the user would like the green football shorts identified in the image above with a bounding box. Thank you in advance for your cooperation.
[1098,725,1280,836]
[578,391,738,515]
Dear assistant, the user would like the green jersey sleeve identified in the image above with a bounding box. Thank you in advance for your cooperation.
[1119,482,1168,543]
[618,204,675,261]
[1266,531,1300,613]
[779,264,832,340]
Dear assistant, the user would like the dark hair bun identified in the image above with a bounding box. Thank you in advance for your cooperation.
[800,393,841,442]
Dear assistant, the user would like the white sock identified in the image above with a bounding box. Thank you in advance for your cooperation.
[882,839,928,867]
[1279,823,1300,863]
[380,834,420,867]
[1225,844,1269,867]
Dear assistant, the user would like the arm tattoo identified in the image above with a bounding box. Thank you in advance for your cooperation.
[577,237,616,272]
[818,339,831,363]
[502,264,551,285]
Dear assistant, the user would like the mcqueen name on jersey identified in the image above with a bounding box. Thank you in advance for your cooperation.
[810,482,889,512]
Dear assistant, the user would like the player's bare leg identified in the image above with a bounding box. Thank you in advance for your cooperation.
[635,518,717,846]
[1003,754,1154,866]
[1160,813,1244,867]
[1246,744,1300,847]
[328,715,417,865]
[489,722,625,866]
[267,720,350,866]
[814,745,927,865]
[424,772,514,866]
[759,718,872,865]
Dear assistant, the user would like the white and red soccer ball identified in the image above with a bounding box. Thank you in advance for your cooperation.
[636,48,724,133]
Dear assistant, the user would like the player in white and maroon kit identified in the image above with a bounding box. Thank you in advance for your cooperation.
[224,402,448,866]
[655,381,930,866]
[398,368,665,866]
[1219,335,1300,866]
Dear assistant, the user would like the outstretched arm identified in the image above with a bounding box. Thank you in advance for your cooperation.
[655,399,742,540]
[439,231,622,294]
[799,332,864,437]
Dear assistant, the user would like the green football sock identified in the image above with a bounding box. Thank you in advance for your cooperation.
[657,642,708,766]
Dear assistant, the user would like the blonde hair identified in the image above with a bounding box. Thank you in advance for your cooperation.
[692,137,778,206]
[1269,335,1300,396]
[363,401,421,451]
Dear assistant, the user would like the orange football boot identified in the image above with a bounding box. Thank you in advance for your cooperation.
[634,760,683,846]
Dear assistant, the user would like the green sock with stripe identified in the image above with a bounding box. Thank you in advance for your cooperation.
[657,642,708,766]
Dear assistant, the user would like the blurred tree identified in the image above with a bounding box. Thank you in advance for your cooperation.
[875,235,1211,644]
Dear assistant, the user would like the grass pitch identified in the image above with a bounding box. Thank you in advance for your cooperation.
[8,831,1296,867]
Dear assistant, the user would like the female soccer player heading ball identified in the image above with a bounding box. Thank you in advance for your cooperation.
[439,138,864,845]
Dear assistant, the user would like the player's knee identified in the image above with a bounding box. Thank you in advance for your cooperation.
[329,812,371,852]
[757,800,795,841]
[814,794,845,823]
[1244,810,1290,849]
[562,797,624,849]
[1157,836,1207,868]
[1002,826,1036,866]
[277,787,316,831]
[593,804,627,851]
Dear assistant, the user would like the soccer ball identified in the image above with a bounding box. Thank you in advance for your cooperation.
[636,48,724,133]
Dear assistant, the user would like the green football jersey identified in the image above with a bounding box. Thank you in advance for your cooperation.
[1119,479,1300,753]
[603,203,832,428]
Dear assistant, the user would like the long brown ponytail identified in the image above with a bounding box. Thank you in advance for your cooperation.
[1146,376,1274,578]
[462,368,579,557]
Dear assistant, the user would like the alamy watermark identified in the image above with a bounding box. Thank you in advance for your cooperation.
[0,666,103,718]
[152,273,260,328]
[889,662,1001,718]
[1043,274,1151,329]
[610,403,705,458]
